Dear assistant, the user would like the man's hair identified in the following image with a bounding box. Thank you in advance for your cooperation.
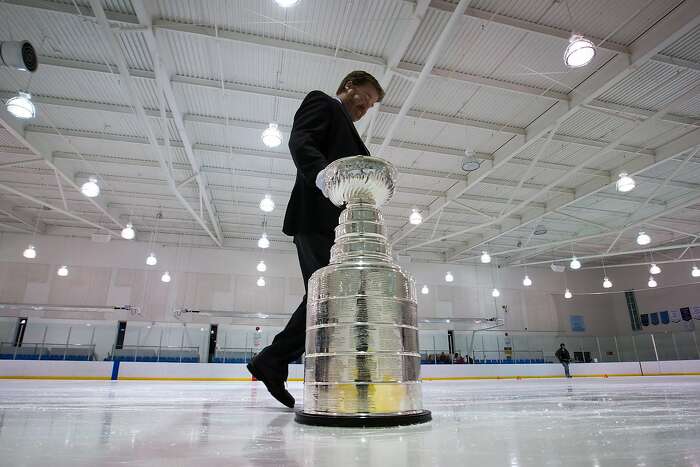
[560,343,566,347]
[337,70,385,101]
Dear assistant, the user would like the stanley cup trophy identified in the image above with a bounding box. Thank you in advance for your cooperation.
[295,155,431,428]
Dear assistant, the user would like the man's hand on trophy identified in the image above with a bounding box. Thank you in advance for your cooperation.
[315,168,329,198]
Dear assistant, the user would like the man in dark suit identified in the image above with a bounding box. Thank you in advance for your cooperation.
[247,71,384,408]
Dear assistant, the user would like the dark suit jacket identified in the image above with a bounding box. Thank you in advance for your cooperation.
[283,91,370,237]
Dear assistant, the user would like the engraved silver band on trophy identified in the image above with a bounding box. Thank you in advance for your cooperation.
[295,155,431,427]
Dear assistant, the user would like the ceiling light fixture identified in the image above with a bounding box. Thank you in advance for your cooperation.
[274,0,299,7]
[257,260,267,273]
[649,263,661,275]
[564,288,573,299]
[480,251,491,263]
[564,34,595,68]
[261,123,282,148]
[258,232,270,249]
[491,288,500,298]
[259,194,275,213]
[257,276,266,287]
[421,284,429,295]
[692,266,700,278]
[616,172,636,192]
[80,177,100,198]
[533,224,548,236]
[146,252,157,266]
[22,244,36,259]
[57,265,69,277]
[647,276,657,288]
[569,256,581,270]
[523,275,532,287]
[636,231,651,246]
[409,208,422,225]
[121,223,135,240]
[445,271,454,283]
[5,91,35,119]
[461,148,481,172]
[161,271,171,283]
[603,276,612,289]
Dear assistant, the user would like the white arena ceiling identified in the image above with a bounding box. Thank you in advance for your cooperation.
[0,0,699,269]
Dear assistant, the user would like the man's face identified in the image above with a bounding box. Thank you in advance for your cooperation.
[343,82,380,122]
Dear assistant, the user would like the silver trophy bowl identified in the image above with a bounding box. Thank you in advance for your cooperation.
[295,156,431,427]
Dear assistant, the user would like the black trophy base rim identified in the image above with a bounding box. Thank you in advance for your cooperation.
[295,409,431,428]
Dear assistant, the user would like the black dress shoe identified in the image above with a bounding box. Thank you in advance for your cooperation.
[247,361,295,408]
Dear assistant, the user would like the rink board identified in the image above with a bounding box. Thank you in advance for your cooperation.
[2,360,700,381]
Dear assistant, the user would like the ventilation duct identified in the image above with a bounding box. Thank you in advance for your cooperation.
[0,41,38,72]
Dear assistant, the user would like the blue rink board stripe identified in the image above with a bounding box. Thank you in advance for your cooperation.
[111,361,120,380]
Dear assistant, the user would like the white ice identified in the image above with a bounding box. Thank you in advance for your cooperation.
[1,377,699,466]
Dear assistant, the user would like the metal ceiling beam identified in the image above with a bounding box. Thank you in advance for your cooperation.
[0,202,44,233]
[132,0,223,245]
[457,191,700,266]
[379,0,481,156]
[22,118,698,198]
[447,127,700,261]
[0,157,45,168]
[87,0,221,247]
[1,112,124,232]
[0,181,118,235]
[21,93,699,189]
[0,221,35,234]
[7,0,700,105]
[514,242,700,268]
[390,0,700,246]
[359,0,431,139]
[31,58,686,156]
[427,0,700,71]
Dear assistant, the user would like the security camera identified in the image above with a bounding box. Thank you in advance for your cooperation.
[0,41,38,72]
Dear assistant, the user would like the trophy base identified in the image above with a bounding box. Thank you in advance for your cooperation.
[294,410,431,428]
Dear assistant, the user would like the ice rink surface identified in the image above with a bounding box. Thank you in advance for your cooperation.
[1,376,699,466]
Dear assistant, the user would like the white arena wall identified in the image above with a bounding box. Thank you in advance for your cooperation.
[1,232,698,339]
[2,360,700,381]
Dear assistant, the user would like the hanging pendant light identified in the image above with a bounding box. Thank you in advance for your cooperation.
[146,253,157,266]
[57,265,69,277]
[691,266,700,278]
[22,244,37,259]
[564,34,595,68]
[275,0,299,7]
[81,177,100,198]
[257,276,266,287]
[261,123,282,148]
[647,276,657,288]
[421,284,429,295]
[569,256,581,270]
[602,276,612,289]
[491,288,500,298]
[259,194,275,213]
[564,288,573,299]
[258,232,270,249]
[6,91,36,119]
[616,172,636,192]
[121,223,135,240]
[445,271,454,282]
[161,271,171,283]
[409,208,422,225]
[257,260,267,273]
[522,275,532,287]
[636,231,651,246]
[461,148,481,172]
[480,251,491,263]
[649,263,661,275]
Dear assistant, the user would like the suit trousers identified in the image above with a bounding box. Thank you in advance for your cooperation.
[256,232,335,378]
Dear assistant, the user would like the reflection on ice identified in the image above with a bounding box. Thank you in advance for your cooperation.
[0,377,699,466]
